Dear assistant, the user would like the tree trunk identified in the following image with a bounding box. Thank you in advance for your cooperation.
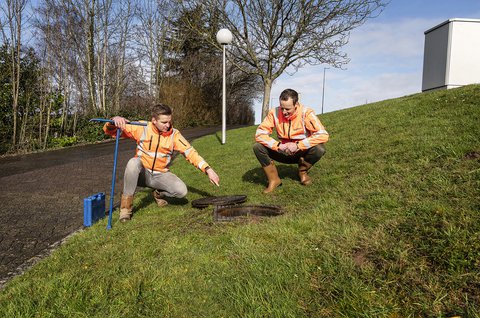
[73,111,78,135]
[261,78,273,120]
[11,45,19,147]
[43,97,53,150]
[38,69,47,144]
[6,0,26,149]
[38,96,44,143]
[86,0,97,113]
[100,39,107,116]
[43,48,54,149]
[60,63,68,135]
[114,0,131,113]
[19,94,30,147]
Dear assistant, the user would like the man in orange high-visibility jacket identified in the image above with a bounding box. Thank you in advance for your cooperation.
[104,103,220,222]
[253,88,329,193]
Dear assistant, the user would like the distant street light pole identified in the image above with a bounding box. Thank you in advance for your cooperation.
[216,28,233,144]
[321,67,329,114]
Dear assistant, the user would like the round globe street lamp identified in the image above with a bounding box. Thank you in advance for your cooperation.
[216,28,233,144]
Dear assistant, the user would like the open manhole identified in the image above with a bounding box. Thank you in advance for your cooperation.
[191,195,247,209]
[214,205,283,222]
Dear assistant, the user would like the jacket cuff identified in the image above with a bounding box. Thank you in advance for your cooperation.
[272,141,281,151]
[103,123,117,136]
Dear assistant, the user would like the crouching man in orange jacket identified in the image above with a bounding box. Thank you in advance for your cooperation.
[104,103,220,222]
[254,88,329,193]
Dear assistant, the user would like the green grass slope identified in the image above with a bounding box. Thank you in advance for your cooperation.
[1,85,479,317]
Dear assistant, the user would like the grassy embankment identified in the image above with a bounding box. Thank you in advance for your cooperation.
[1,85,479,317]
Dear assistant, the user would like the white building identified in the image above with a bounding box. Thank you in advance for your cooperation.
[422,18,480,92]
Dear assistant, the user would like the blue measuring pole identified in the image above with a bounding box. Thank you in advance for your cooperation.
[89,118,147,127]
[90,118,147,230]
[107,127,121,230]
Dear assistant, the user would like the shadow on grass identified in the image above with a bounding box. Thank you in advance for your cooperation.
[135,188,189,210]
[133,185,218,211]
[242,164,299,185]
[215,132,222,144]
[187,185,216,198]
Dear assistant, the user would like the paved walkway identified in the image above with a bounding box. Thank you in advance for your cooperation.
[0,125,236,288]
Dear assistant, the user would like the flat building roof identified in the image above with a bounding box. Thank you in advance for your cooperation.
[424,18,480,34]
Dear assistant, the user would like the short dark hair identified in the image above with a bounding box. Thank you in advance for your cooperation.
[151,103,172,118]
[279,89,299,106]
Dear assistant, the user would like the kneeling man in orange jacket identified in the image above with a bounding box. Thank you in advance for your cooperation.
[254,88,329,193]
[104,103,220,222]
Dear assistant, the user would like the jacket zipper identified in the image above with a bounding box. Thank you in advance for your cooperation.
[288,120,291,139]
[151,134,160,173]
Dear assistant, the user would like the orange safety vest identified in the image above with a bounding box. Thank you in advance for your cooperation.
[104,122,210,173]
[255,104,329,151]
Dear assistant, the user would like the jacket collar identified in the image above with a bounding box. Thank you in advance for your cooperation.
[151,122,174,137]
[278,103,302,121]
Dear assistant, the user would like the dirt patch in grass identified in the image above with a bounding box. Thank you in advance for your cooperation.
[464,151,480,160]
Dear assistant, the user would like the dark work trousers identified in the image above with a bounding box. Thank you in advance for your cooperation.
[253,142,326,167]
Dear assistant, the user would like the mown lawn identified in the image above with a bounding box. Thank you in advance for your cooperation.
[1,84,479,317]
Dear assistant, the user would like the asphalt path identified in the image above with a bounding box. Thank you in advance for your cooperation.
[0,125,239,288]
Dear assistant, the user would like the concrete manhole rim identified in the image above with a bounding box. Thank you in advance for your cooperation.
[214,204,283,221]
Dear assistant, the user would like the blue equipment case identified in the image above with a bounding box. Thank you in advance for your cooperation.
[83,193,106,227]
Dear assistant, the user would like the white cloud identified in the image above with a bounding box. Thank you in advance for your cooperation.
[330,72,421,110]
[254,17,441,123]
[346,18,432,61]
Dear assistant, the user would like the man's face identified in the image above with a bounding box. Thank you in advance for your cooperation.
[280,97,297,119]
[152,114,172,132]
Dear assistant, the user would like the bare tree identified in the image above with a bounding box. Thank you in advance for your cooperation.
[0,8,7,43]
[132,0,180,100]
[183,0,386,119]
[2,0,28,148]
[96,0,108,115]
[35,0,136,119]
[34,0,73,145]
[84,0,98,113]
[112,0,133,113]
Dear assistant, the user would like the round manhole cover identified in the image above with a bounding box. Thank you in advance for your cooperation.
[191,195,247,209]
[214,205,283,222]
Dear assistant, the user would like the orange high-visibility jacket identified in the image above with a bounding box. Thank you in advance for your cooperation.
[104,122,210,173]
[255,104,329,151]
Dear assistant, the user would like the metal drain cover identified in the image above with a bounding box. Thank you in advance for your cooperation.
[191,195,247,209]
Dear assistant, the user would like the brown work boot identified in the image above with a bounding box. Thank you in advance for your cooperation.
[298,157,313,185]
[152,190,168,207]
[262,162,282,193]
[119,194,134,222]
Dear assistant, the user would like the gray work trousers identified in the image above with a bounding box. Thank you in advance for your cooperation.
[123,157,188,198]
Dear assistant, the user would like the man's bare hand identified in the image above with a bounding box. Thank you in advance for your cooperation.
[207,168,220,186]
[286,142,299,154]
[279,143,289,153]
[111,116,129,129]
[279,142,298,155]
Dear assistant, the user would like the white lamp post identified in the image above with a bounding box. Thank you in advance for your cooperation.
[216,28,233,144]
[321,67,329,114]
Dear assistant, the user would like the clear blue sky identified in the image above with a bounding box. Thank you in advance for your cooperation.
[254,0,480,123]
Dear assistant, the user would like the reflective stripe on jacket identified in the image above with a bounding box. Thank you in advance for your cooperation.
[104,122,210,173]
[255,104,329,151]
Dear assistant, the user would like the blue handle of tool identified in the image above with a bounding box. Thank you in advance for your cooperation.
[106,128,121,230]
[90,118,147,126]
[89,117,145,230]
